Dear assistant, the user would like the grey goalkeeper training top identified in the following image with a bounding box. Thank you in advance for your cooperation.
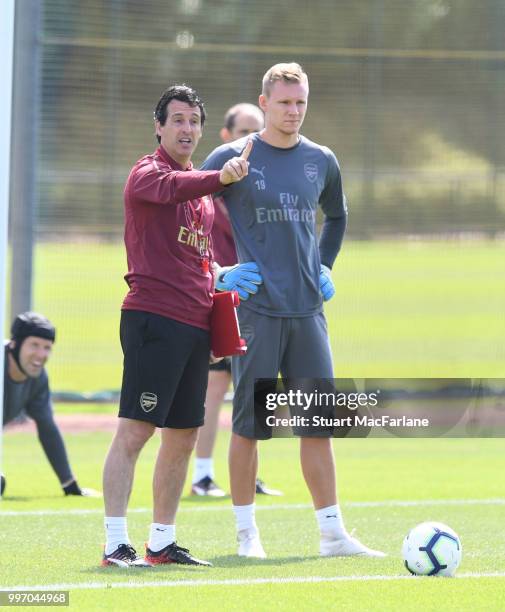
[201,132,347,317]
[3,343,51,426]
[3,343,74,484]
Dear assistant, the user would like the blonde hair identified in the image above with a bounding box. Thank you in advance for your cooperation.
[261,63,308,97]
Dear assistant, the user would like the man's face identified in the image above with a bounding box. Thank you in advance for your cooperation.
[259,80,309,136]
[15,336,53,378]
[155,100,203,166]
[227,112,264,141]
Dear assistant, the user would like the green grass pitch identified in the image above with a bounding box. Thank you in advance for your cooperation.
[1,431,505,610]
[26,238,505,392]
[1,238,504,608]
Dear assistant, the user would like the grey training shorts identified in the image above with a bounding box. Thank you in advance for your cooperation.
[231,306,334,439]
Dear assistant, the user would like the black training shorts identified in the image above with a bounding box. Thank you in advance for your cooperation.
[118,310,210,428]
[209,357,232,373]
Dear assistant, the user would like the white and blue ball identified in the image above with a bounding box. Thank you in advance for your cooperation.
[402,521,462,577]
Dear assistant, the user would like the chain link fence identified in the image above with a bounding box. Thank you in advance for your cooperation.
[32,0,505,239]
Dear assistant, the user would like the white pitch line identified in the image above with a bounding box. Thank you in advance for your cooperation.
[0,507,151,517]
[349,498,505,508]
[1,498,504,518]
[4,571,505,592]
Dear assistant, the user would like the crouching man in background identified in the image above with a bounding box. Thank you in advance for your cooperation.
[2,311,100,498]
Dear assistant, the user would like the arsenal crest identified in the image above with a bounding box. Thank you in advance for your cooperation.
[304,163,318,183]
[140,392,158,412]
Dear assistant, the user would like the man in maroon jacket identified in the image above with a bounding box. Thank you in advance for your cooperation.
[101,85,254,568]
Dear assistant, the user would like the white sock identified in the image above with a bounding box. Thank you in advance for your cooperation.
[104,516,130,555]
[233,503,257,534]
[193,457,214,483]
[148,523,175,552]
[315,504,348,539]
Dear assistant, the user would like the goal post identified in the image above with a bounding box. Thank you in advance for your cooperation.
[0,0,16,499]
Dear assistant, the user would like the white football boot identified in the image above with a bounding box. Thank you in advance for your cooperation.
[237,528,267,558]
[320,531,386,558]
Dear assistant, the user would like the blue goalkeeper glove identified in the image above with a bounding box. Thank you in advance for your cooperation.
[215,262,263,301]
[319,264,335,302]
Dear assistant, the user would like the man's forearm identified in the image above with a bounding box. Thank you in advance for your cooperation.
[318,215,347,269]
[35,417,74,485]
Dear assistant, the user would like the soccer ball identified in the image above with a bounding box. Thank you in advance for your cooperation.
[402,522,462,577]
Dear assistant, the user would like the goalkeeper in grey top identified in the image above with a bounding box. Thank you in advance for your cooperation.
[202,63,385,559]
[2,312,100,498]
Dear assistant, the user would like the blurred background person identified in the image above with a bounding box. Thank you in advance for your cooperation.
[2,312,100,498]
[191,103,282,498]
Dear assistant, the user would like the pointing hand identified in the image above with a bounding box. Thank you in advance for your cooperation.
[219,139,253,185]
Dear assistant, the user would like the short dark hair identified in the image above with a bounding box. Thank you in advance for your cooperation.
[154,84,206,143]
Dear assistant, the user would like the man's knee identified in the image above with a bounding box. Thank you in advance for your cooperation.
[230,433,258,459]
[115,418,155,455]
[180,428,199,453]
[231,432,258,447]
[301,436,332,448]
[162,427,199,456]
